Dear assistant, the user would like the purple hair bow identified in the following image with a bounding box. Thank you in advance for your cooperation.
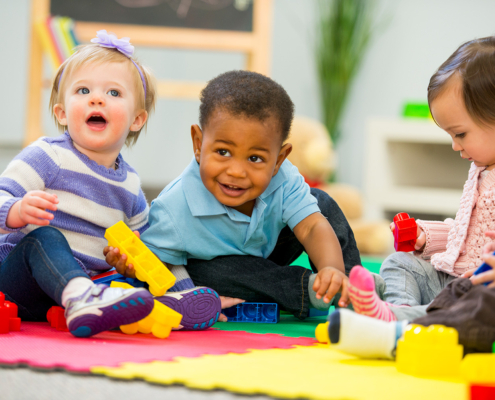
[91,30,135,58]
[89,30,147,98]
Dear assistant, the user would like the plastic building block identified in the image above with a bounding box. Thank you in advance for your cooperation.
[473,251,495,286]
[470,384,495,400]
[91,270,125,284]
[396,324,463,378]
[461,354,495,383]
[403,102,432,119]
[0,291,21,333]
[105,221,176,296]
[308,308,329,317]
[110,281,182,338]
[223,302,280,323]
[315,322,329,344]
[46,306,68,331]
[393,212,417,252]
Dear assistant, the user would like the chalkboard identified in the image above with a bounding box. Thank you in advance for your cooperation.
[50,0,253,32]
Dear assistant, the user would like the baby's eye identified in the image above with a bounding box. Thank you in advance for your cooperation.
[455,132,466,139]
[107,89,119,97]
[77,88,90,95]
[249,155,263,163]
[217,149,231,157]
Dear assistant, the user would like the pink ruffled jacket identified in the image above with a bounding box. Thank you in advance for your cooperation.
[415,163,495,277]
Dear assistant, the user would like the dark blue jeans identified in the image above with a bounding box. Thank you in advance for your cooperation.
[0,226,88,321]
[186,188,361,319]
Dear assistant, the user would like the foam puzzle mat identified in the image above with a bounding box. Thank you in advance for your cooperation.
[0,322,315,372]
[92,343,467,400]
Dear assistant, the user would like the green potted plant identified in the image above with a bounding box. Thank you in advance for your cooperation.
[316,0,377,146]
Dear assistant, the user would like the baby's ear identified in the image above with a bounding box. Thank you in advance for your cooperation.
[191,124,203,163]
[53,104,67,126]
[273,143,292,176]
[130,110,148,131]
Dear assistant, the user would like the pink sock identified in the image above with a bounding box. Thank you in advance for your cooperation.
[349,266,397,322]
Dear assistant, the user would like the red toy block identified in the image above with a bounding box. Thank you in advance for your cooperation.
[393,212,417,252]
[46,306,68,331]
[0,291,21,333]
[470,384,495,400]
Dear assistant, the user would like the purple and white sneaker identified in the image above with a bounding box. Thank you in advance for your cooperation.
[65,284,154,338]
[155,287,221,330]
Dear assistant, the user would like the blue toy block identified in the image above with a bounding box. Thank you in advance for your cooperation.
[474,251,495,286]
[92,271,145,287]
[223,302,279,323]
[308,308,329,317]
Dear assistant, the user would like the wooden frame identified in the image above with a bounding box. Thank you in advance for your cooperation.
[25,0,273,146]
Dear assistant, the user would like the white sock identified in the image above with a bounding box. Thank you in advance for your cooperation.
[61,277,94,307]
[328,308,408,359]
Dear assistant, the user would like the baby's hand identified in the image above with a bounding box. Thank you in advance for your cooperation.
[313,267,349,307]
[389,222,426,251]
[103,230,140,279]
[8,191,58,228]
[470,251,495,288]
[217,296,245,322]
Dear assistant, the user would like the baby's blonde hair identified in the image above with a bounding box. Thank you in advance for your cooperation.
[49,44,156,146]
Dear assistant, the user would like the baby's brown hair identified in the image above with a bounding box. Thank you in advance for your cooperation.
[428,36,495,127]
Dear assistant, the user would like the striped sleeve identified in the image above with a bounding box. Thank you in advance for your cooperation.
[0,139,60,231]
[127,188,149,234]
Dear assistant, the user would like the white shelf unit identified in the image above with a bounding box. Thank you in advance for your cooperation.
[364,118,471,220]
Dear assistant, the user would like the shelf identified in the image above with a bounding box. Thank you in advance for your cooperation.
[364,118,469,220]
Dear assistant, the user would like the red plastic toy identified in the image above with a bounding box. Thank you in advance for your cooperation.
[470,384,495,400]
[0,291,21,333]
[46,306,68,331]
[393,212,417,252]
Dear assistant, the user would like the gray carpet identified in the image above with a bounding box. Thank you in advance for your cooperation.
[0,367,279,400]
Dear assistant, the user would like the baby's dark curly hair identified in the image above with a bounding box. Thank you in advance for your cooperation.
[199,70,294,142]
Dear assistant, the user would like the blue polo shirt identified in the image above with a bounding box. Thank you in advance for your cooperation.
[141,157,320,265]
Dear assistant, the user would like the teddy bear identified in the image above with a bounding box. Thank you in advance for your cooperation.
[287,116,392,255]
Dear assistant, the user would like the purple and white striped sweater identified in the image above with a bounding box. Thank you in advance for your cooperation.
[0,133,149,276]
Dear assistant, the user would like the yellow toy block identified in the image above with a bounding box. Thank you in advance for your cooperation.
[460,354,495,383]
[396,324,463,378]
[315,322,329,344]
[111,281,182,339]
[105,221,175,296]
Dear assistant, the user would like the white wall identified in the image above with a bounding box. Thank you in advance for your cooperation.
[3,0,495,194]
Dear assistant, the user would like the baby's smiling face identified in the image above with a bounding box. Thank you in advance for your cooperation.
[191,110,291,216]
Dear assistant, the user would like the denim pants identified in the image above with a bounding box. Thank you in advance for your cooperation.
[377,251,456,320]
[0,226,88,321]
[186,188,362,319]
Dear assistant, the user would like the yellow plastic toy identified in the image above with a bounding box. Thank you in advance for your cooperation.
[460,354,495,383]
[396,324,463,378]
[110,281,182,339]
[315,322,329,344]
[105,221,175,296]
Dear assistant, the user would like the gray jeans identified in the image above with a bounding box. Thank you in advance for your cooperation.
[373,252,456,321]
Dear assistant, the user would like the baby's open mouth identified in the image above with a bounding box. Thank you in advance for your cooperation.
[86,115,107,129]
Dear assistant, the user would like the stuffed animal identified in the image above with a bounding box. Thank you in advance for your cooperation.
[287,116,391,255]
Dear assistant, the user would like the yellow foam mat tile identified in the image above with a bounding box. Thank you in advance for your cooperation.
[91,344,466,400]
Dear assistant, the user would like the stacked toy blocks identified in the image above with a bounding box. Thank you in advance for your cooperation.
[105,221,176,296]
[46,306,68,331]
[396,324,463,377]
[461,353,495,399]
[0,291,21,333]
[393,212,417,252]
[111,281,182,339]
[223,302,279,323]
